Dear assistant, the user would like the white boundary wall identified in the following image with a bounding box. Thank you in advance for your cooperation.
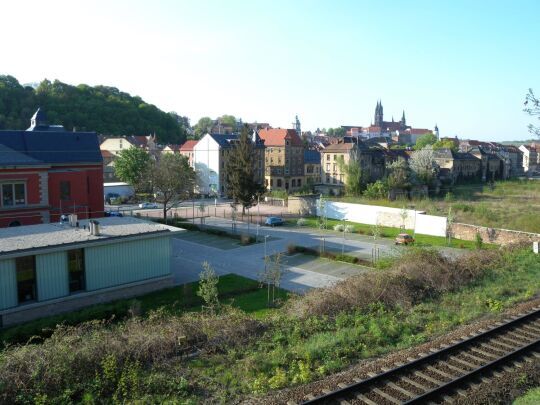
[316,201,447,237]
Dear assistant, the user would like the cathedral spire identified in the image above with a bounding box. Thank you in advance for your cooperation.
[400,110,406,126]
[374,100,383,127]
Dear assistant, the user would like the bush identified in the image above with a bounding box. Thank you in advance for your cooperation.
[363,180,388,199]
[296,218,307,227]
[475,232,484,249]
[334,254,359,264]
[240,234,255,245]
[286,247,503,318]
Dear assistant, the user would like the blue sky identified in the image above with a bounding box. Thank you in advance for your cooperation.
[2,0,539,141]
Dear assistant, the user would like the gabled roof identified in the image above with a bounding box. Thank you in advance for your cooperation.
[433,148,454,159]
[323,143,356,152]
[304,150,321,164]
[180,140,198,152]
[101,150,115,159]
[258,128,303,147]
[0,130,102,166]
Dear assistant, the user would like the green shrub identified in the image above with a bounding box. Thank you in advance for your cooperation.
[475,232,484,249]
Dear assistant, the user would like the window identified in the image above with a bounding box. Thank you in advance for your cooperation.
[270,179,274,187]
[326,163,330,171]
[326,154,330,160]
[60,181,71,201]
[277,179,282,187]
[16,256,36,303]
[292,179,296,187]
[68,249,85,293]
[326,174,330,183]
[1,183,26,207]
[298,179,302,187]
[333,155,337,161]
[333,177,337,184]
[333,164,337,172]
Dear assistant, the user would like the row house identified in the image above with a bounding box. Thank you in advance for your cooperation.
[0,109,104,228]
[179,140,197,168]
[304,150,321,186]
[259,128,305,192]
[433,149,481,184]
[519,145,538,173]
[193,132,265,197]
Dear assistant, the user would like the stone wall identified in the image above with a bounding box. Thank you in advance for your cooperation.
[451,222,540,246]
[287,195,319,216]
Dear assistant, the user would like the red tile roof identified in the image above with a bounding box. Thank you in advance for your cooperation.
[258,128,303,147]
[408,128,432,135]
[101,150,114,158]
[180,140,198,152]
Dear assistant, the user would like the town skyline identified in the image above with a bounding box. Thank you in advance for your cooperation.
[2,1,539,141]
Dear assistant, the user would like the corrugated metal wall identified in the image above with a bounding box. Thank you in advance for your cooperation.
[0,259,17,310]
[85,236,171,291]
[36,252,69,301]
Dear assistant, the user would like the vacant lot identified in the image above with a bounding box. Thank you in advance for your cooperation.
[2,246,539,404]
[335,179,540,233]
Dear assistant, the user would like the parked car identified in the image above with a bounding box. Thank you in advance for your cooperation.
[395,233,415,245]
[104,211,124,217]
[138,202,158,209]
[265,216,284,226]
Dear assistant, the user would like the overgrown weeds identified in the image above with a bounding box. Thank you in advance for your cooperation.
[286,247,503,318]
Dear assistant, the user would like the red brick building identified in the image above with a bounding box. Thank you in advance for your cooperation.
[0,109,103,227]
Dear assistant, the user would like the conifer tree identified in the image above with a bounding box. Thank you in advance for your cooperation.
[226,125,265,214]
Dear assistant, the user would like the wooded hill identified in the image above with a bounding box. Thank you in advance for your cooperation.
[0,75,188,144]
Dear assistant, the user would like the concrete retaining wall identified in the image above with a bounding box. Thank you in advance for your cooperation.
[318,200,448,237]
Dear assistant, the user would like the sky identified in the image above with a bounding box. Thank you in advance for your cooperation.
[1,0,539,141]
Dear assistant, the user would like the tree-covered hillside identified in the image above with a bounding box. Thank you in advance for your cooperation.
[0,75,188,144]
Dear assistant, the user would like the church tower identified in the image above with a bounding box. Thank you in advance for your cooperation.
[374,100,383,127]
[293,114,301,135]
[400,110,406,127]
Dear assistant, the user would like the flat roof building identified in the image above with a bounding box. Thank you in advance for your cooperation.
[0,217,182,327]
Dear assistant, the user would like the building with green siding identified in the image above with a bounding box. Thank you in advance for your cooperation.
[0,216,182,327]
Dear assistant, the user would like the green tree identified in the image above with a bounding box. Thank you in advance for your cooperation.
[226,125,265,214]
[523,88,540,136]
[218,114,237,129]
[327,127,346,137]
[339,154,364,196]
[193,116,214,138]
[150,153,196,221]
[433,139,457,151]
[197,261,220,315]
[386,157,411,191]
[113,147,152,192]
[414,133,437,150]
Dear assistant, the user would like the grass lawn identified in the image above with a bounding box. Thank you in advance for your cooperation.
[0,274,287,347]
[289,216,485,249]
[330,179,540,233]
[513,387,540,404]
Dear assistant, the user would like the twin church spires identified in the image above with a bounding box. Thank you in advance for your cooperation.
[374,100,406,128]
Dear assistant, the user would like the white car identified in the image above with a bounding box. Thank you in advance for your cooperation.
[138,202,158,209]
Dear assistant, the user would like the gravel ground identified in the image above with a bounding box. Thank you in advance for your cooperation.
[242,297,540,405]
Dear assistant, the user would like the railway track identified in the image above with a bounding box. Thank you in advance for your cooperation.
[295,307,540,405]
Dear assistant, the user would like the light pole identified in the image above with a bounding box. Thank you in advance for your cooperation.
[264,234,270,259]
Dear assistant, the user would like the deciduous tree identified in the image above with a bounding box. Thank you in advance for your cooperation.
[114,147,152,192]
[524,88,540,136]
[150,153,195,221]
[409,145,439,186]
[414,133,437,150]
